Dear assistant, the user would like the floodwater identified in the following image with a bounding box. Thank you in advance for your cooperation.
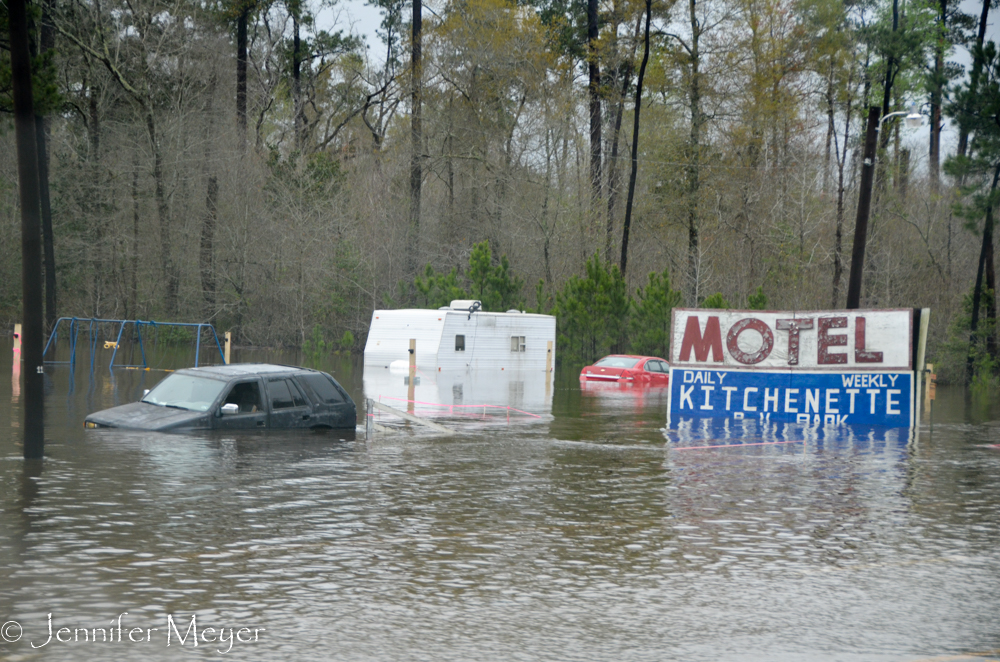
[2,344,1000,661]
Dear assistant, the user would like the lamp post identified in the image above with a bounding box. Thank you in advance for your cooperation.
[845,106,923,310]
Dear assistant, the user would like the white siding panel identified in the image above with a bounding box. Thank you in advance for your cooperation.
[363,310,445,368]
[438,312,555,371]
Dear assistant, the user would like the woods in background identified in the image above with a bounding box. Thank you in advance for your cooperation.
[1,0,997,383]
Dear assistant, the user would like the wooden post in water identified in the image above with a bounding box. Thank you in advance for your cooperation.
[924,363,936,418]
[546,340,553,374]
[224,331,231,364]
[12,324,22,399]
[366,398,373,439]
[408,339,416,414]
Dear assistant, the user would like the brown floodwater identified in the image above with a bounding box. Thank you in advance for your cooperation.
[1,342,999,661]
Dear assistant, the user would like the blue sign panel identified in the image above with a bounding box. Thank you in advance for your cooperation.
[667,367,913,428]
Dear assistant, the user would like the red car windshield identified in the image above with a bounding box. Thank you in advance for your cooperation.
[594,357,641,369]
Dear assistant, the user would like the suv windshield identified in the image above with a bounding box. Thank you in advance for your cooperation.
[594,356,640,369]
[142,374,228,412]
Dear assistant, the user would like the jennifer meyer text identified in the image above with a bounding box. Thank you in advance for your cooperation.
[1,612,265,654]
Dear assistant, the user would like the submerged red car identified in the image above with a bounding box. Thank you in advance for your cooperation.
[579,355,670,386]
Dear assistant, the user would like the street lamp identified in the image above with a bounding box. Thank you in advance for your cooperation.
[880,106,924,132]
[845,105,923,310]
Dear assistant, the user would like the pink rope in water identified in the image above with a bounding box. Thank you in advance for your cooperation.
[672,440,804,451]
[376,396,543,418]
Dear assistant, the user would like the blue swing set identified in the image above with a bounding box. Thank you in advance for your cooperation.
[43,318,227,373]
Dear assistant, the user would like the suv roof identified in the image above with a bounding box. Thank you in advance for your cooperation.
[178,363,311,379]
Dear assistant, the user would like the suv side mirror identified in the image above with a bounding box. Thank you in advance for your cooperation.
[221,403,240,416]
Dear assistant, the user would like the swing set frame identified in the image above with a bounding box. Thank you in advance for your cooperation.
[42,318,227,373]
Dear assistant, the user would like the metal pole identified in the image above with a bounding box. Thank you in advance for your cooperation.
[846,106,881,310]
[10,0,45,458]
[408,339,416,414]
[194,324,203,367]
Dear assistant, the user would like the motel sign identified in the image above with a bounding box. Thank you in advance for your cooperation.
[667,309,924,428]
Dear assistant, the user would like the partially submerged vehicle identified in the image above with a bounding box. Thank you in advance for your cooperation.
[579,355,670,386]
[84,364,356,431]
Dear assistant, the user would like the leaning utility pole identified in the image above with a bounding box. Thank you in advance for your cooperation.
[846,107,881,310]
[9,0,46,458]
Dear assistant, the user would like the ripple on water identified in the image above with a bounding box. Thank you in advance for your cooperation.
[1,364,999,660]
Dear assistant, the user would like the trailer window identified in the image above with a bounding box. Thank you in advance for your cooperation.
[511,336,526,352]
[455,335,465,351]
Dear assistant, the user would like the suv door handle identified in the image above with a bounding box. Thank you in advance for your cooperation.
[302,414,310,420]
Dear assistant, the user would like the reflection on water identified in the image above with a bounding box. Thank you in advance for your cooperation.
[1,345,1000,661]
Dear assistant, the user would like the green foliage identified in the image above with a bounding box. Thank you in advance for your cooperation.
[467,240,493,300]
[747,286,767,310]
[339,330,355,352]
[946,41,1000,236]
[151,325,195,346]
[467,240,526,311]
[407,241,525,312]
[413,264,468,309]
[630,269,683,359]
[700,292,731,309]
[0,1,62,119]
[529,279,552,314]
[937,285,998,387]
[554,255,630,365]
[302,324,328,366]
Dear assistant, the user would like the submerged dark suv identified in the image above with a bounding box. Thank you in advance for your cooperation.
[84,364,356,432]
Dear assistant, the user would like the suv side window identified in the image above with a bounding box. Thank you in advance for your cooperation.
[288,379,307,407]
[268,379,295,410]
[297,373,345,405]
[222,381,262,413]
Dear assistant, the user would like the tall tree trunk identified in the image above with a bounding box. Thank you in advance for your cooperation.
[832,92,852,307]
[966,164,1000,383]
[409,0,423,275]
[875,0,899,195]
[36,0,57,332]
[958,0,990,159]
[686,0,702,304]
[237,4,249,147]
[291,1,303,151]
[823,62,834,195]
[146,110,178,315]
[929,0,945,192]
[606,12,644,264]
[588,0,602,207]
[620,0,650,278]
[87,81,104,316]
[201,176,218,311]
[201,73,218,313]
[10,0,45,458]
[130,158,140,320]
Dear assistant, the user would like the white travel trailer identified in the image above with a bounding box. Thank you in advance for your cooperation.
[364,300,556,372]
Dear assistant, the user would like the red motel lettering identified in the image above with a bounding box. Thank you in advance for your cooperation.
[679,316,724,362]
[679,314,887,366]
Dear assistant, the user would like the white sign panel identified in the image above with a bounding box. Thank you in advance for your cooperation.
[669,309,913,371]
